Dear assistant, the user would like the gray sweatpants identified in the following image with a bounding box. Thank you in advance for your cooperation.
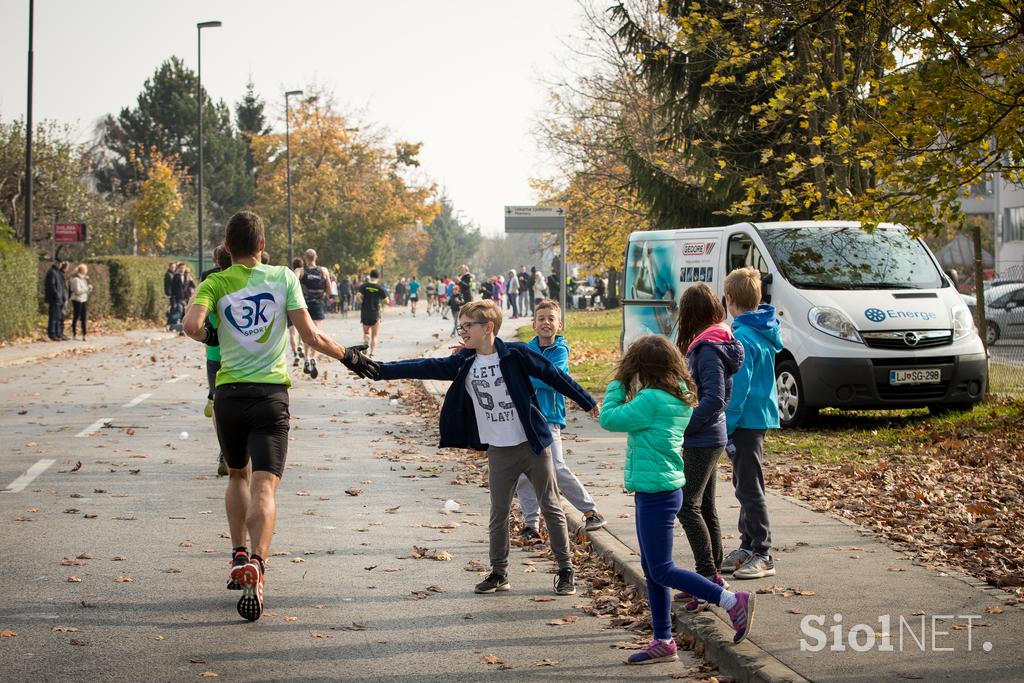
[488,441,572,572]
[516,424,597,529]
[731,428,771,555]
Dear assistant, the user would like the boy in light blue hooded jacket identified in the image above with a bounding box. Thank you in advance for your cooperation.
[722,267,784,580]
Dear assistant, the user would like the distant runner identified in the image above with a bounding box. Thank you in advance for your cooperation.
[408,275,421,317]
[358,269,390,357]
[200,244,233,477]
[295,249,331,379]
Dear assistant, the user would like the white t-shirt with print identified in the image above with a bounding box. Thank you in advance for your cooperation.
[466,352,528,447]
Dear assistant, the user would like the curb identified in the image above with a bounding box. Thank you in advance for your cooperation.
[416,373,808,683]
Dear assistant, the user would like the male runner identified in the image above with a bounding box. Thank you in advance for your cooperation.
[358,269,390,357]
[288,257,304,367]
[295,249,331,379]
[200,244,232,476]
[408,275,421,317]
[183,210,369,621]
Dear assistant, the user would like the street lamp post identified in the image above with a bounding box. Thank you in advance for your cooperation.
[24,0,34,246]
[196,20,222,276]
[285,89,303,265]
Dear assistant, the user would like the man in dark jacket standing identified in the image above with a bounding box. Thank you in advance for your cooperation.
[44,259,68,341]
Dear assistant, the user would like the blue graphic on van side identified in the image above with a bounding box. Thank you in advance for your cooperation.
[864,307,936,323]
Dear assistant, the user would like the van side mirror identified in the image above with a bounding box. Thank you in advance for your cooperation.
[761,272,773,285]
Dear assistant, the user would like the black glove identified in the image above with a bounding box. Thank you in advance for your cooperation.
[202,317,219,346]
[341,344,380,380]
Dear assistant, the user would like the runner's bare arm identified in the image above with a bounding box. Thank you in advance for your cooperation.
[182,301,210,341]
[287,308,347,361]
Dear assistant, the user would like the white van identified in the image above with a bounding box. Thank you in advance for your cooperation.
[622,221,987,427]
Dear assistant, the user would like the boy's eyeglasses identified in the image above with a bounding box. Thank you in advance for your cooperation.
[455,321,487,333]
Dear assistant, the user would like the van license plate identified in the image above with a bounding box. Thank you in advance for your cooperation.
[889,368,941,385]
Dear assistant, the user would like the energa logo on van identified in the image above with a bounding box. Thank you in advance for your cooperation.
[863,307,938,323]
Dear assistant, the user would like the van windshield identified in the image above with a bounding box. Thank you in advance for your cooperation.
[758,226,943,290]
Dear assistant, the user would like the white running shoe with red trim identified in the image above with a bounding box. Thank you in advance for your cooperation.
[236,560,264,621]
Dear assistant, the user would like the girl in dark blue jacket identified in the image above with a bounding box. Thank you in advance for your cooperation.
[673,283,743,611]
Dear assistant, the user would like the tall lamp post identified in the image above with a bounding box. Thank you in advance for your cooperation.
[24,0,34,246]
[284,89,303,265]
[196,20,222,275]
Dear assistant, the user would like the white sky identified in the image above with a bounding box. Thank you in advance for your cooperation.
[0,0,586,235]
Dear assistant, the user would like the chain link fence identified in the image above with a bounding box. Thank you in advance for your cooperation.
[982,264,1024,397]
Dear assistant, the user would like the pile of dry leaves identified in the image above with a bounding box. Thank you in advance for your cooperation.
[766,401,1024,596]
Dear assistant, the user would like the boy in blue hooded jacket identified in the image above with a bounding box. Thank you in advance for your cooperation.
[722,267,784,580]
[516,300,607,538]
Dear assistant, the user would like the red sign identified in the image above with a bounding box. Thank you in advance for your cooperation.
[54,223,87,243]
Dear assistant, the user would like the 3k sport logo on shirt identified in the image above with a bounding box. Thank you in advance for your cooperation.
[224,292,277,343]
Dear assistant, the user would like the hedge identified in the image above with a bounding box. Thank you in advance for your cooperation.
[87,256,170,321]
[37,261,111,319]
[0,238,37,341]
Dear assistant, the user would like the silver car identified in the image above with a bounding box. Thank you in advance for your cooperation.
[981,282,1024,344]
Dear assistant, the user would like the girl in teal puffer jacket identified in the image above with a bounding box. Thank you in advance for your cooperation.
[600,335,754,665]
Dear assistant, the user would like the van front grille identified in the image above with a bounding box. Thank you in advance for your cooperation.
[861,329,952,350]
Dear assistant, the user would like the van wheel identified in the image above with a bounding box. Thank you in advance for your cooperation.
[985,321,1000,346]
[776,360,817,428]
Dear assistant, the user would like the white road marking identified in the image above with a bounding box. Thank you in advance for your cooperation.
[167,376,188,384]
[3,459,56,493]
[76,418,111,437]
[122,393,152,408]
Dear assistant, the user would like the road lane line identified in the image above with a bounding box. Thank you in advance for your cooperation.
[167,376,188,384]
[122,393,152,408]
[76,418,111,437]
[3,459,56,493]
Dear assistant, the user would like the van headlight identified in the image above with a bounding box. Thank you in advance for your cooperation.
[951,304,975,340]
[808,306,863,343]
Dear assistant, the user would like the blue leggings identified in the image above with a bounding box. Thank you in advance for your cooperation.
[635,489,725,639]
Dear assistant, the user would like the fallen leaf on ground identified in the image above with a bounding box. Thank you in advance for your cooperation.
[345,487,363,496]
[310,632,331,639]
[51,626,79,632]
[480,655,504,665]
[198,673,218,678]
[155,635,165,641]
[547,616,579,626]
[535,659,559,666]
[113,576,133,583]
[67,576,81,583]
[986,605,1004,614]
[0,631,16,637]
[69,638,89,646]
[531,596,556,602]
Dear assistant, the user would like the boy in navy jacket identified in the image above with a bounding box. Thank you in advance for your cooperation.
[350,300,599,595]
[722,267,783,580]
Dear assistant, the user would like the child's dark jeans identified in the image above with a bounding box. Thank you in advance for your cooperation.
[730,428,771,555]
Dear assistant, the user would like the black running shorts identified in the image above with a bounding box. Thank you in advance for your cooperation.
[307,299,325,321]
[361,313,380,327]
[213,383,290,477]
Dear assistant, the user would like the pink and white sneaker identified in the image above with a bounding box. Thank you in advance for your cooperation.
[625,638,678,665]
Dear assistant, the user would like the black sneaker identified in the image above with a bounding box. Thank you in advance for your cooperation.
[554,567,576,595]
[474,571,510,594]
[309,358,318,379]
[520,526,541,542]
[293,353,301,367]
[303,359,311,375]
[217,454,228,477]
[584,511,608,531]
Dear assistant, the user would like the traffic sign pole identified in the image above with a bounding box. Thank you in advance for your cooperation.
[504,206,567,313]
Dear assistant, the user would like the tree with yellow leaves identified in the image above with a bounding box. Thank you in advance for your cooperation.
[249,88,436,270]
[129,148,184,255]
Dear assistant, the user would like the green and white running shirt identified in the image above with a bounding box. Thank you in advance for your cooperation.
[194,264,306,387]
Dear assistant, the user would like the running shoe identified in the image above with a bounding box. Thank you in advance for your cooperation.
[217,454,228,477]
[675,573,729,613]
[293,353,301,368]
[303,359,311,375]
[226,548,248,590]
[625,638,678,665]
[721,547,753,574]
[554,567,576,595]
[309,358,319,379]
[727,591,755,643]
[236,560,265,621]
[583,511,607,531]
[204,399,214,418]
[474,572,510,594]
[733,553,775,580]
[519,526,541,542]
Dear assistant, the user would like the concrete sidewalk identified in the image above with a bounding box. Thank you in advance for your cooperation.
[419,321,1024,683]
[0,327,169,368]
